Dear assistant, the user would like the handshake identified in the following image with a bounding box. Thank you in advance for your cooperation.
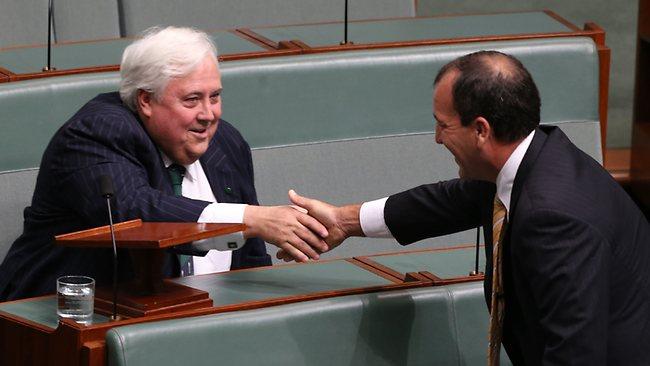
[242,190,364,262]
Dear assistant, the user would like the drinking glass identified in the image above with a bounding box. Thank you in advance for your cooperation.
[56,276,94,324]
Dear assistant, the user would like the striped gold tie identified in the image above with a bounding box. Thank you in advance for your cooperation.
[488,197,507,366]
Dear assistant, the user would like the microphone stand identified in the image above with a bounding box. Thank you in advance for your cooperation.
[100,175,119,320]
[470,226,482,276]
[43,0,56,72]
[340,0,353,45]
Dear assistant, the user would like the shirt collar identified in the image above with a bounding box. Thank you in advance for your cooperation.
[495,130,535,213]
[160,153,198,182]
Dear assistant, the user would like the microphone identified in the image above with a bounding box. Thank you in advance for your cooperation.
[99,175,119,320]
[339,0,353,45]
[43,0,57,72]
[470,226,483,276]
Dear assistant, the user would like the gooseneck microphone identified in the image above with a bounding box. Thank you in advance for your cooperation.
[43,0,56,72]
[99,175,119,320]
[470,226,482,276]
[340,0,351,45]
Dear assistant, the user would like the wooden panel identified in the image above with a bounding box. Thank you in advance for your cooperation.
[604,148,631,185]
[0,255,430,365]
[55,221,245,249]
[0,66,13,83]
[631,0,650,214]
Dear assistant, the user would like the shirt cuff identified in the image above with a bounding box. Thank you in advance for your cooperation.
[197,203,246,246]
[359,197,393,238]
[198,203,246,224]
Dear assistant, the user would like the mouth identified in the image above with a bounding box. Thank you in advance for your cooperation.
[188,127,208,138]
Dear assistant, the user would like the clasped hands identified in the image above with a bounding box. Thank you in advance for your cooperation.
[243,190,361,262]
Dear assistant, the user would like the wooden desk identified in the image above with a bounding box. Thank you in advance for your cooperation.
[0,245,482,366]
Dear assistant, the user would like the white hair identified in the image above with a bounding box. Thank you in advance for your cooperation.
[119,26,218,111]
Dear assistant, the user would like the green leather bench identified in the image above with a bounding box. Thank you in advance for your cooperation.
[105,281,511,366]
[244,11,573,48]
[0,37,602,264]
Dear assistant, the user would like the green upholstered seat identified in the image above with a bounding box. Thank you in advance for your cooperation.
[249,11,572,48]
[105,282,511,366]
[0,32,266,76]
[119,0,414,36]
[171,260,395,306]
[363,247,487,279]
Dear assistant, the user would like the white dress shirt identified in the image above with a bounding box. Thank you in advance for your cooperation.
[359,130,536,237]
[162,155,246,274]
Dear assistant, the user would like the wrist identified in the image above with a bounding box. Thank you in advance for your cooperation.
[338,204,364,237]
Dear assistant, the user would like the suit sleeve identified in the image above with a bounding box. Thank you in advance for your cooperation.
[50,112,210,227]
[514,209,609,365]
[385,179,494,245]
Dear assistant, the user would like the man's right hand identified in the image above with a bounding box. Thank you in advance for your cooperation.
[243,204,329,262]
[275,190,364,262]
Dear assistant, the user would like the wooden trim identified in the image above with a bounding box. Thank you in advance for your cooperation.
[0,309,58,333]
[290,39,311,50]
[80,341,105,366]
[236,28,279,49]
[352,257,407,282]
[0,66,14,83]
[584,22,606,45]
[596,44,611,149]
[405,272,430,282]
[543,9,581,31]
[229,29,275,50]
[55,219,142,242]
[358,243,476,258]
[8,65,120,82]
[295,31,598,55]
[420,271,485,286]
[604,148,631,185]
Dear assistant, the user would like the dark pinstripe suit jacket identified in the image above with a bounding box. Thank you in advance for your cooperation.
[384,125,650,365]
[0,92,271,301]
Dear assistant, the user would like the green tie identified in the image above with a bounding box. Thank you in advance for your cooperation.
[167,164,185,196]
[167,164,193,276]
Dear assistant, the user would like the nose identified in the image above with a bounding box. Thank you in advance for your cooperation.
[435,124,443,144]
[197,100,215,123]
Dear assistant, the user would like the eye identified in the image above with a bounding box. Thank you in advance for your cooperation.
[183,96,199,107]
[209,93,220,103]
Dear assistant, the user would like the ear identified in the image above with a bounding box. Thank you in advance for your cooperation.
[137,90,154,119]
[474,116,491,146]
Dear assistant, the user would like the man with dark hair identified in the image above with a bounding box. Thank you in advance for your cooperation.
[284,51,650,365]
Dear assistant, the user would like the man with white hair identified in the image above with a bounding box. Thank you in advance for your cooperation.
[0,26,327,301]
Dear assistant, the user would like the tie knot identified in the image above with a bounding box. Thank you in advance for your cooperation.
[493,197,506,214]
[167,164,186,181]
[167,164,186,196]
[493,197,507,227]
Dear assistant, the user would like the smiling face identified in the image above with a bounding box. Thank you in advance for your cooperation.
[433,70,485,180]
[138,56,222,165]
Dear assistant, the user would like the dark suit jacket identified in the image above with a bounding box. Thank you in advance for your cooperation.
[384,125,650,365]
[0,92,271,301]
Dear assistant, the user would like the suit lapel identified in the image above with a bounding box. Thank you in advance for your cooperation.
[509,126,550,217]
[200,139,231,203]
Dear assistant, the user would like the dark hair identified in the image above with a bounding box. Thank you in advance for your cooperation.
[434,51,540,143]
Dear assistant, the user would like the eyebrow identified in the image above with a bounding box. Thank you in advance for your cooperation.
[184,88,223,97]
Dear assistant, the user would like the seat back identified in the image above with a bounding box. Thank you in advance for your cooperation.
[106,282,511,366]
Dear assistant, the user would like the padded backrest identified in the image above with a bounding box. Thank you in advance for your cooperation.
[105,282,511,366]
[0,37,601,264]
[52,0,121,42]
[0,0,49,48]
[119,0,414,36]
[0,0,120,48]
